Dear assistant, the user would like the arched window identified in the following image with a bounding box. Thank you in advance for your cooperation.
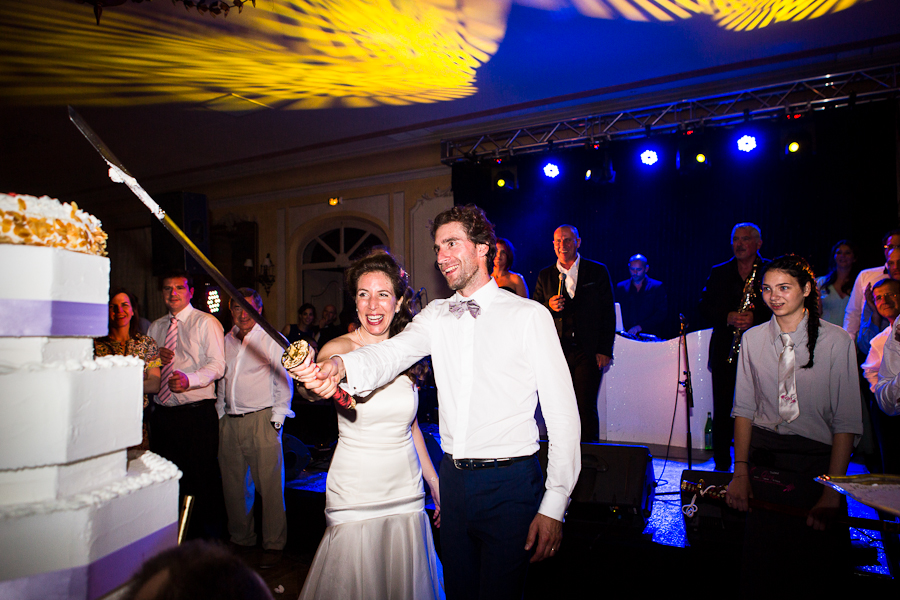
[296,220,387,326]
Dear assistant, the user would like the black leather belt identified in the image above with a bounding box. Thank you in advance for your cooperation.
[156,398,215,411]
[226,407,267,418]
[449,454,534,470]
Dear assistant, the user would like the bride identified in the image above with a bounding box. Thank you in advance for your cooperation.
[298,249,444,600]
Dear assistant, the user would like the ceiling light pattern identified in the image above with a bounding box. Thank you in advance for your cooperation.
[0,0,508,108]
[550,0,869,31]
[0,0,872,110]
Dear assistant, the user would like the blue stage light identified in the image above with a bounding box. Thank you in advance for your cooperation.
[737,135,757,152]
[640,150,658,166]
[543,162,560,178]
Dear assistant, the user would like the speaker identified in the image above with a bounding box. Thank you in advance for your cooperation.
[150,192,208,277]
[539,442,655,533]
[680,469,745,550]
[283,433,312,482]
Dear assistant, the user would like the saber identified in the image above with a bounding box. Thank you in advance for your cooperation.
[68,106,355,409]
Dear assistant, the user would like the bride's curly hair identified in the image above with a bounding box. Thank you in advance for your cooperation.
[345,248,428,383]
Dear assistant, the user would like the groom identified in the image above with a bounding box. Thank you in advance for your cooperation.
[295,204,581,599]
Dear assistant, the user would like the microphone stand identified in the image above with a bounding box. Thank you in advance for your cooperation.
[678,314,695,469]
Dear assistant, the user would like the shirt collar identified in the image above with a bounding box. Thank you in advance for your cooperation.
[170,303,195,322]
[767,312,809,350]
[557,254,580,275]
[230,322,261,340]
[453,278,499,311]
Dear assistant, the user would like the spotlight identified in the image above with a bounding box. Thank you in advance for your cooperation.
[583,149,615,184]
[695,153,707,163]
[640,150,658,166]
[737,135,757,152]
[491,166,518,190]
[543,162,560,179]
[786,141,800,154]
[207,289,221,314]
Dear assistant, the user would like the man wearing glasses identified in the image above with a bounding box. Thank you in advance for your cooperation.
[533,225,615,442]
[844,229,900,349]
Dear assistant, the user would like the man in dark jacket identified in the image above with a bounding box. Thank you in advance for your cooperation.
[534,225,616,442]
[699,223,771,472]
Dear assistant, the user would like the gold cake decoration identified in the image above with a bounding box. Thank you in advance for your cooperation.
[0,193,107,256]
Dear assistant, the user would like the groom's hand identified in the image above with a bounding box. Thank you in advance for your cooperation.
[524,513,562,562]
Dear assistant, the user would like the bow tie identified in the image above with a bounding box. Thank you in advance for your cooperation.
[449,299,481,319]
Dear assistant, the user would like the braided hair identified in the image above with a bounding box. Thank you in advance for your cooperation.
[763,254,820,369]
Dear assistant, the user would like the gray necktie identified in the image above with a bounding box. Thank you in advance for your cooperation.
[777,333,799,423]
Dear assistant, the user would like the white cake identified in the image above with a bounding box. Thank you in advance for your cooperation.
[0,194,181,599]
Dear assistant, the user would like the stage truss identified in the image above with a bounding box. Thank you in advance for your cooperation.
[441,63,900,164]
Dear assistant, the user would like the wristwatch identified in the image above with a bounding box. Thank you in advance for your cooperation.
[271,421,282,431]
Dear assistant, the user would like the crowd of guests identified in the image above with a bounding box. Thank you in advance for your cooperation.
[101,209,900,598]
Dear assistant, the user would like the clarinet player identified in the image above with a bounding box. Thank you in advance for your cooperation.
[699,223,771,472]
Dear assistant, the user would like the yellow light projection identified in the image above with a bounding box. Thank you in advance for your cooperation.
[538,0,871,31]
[0,0,875,109]
[0,0,510,108]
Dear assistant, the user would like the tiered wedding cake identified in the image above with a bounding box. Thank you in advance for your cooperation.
[0,193,181,599]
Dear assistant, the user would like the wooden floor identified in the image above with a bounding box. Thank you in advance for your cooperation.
[236,546,311,598]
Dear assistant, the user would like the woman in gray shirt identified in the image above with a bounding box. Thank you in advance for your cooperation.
[725,254,862,592]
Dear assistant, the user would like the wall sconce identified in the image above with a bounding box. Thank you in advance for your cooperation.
[257,253,275,295]
[328,196,343,206]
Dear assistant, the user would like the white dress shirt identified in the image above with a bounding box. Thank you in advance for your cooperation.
[557,254,580,298]
[148,303,225,406]
[216,323,294,424]
[843,265,887,338]
[874,318,900,416]
[862,325,891,392]
[339,279,582,522]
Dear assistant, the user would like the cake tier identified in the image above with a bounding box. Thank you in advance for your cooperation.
[0,337,94,368]
[0,245,109,337]
[0,451,126,506]
[0,355,143,470]
[0,193,107,256]
[0,452,181,600]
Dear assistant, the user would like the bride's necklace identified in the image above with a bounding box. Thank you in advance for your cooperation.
[354,327,368,347]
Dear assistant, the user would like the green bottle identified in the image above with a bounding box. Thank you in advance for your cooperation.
[704,412,713,451]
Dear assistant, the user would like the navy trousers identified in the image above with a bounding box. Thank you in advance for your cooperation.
[439,454,544,600]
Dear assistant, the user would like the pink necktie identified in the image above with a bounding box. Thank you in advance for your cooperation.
[777,333,799,423]
[157,317,177,405]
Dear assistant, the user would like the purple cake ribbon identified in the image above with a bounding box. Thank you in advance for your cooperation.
[0,299,108,336]
[0,522,177,599]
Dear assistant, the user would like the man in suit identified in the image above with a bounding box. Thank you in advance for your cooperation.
[533,225,616,442]
[698,223,770,472]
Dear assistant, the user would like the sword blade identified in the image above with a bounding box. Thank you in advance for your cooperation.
[67,105,287,350]
[68,106,133,178]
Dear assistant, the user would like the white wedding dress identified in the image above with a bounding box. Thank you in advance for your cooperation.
[299,375,444,600]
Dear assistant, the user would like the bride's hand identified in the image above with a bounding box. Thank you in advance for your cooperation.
[427,477,440,528]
